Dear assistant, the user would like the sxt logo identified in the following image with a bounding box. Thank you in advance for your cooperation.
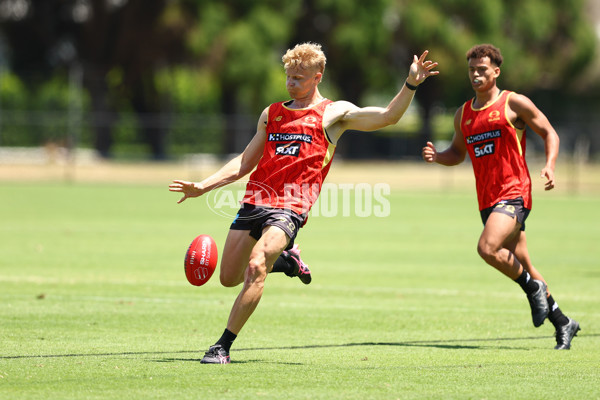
[275,142,301,157]
[474,141,495,158]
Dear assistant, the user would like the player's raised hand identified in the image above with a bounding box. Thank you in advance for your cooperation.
[169,180,204,203]
[541,166,555,191]
[408,50,439,85]
[422,141,437,163]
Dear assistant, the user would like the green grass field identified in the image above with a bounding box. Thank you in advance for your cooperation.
[1,177,598,399]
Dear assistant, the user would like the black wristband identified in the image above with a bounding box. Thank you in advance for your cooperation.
[404,81,418,91]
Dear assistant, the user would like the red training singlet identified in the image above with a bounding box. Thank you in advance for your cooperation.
[242,99,336,215]
[460,90,532,211]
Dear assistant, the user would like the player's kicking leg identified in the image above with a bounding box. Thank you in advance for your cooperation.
[275,244,311,284]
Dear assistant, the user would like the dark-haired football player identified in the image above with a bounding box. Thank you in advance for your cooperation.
[422,43,579,350]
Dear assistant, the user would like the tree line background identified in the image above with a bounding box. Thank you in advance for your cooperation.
[0,0,599,161]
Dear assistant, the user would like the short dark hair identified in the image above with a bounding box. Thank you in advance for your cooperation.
[466,44,503,67]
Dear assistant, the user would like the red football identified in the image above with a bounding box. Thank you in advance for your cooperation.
[184,235,218,286]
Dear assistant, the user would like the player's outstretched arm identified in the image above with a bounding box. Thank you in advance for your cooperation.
[326,51,439,135]
[169,108,268,203]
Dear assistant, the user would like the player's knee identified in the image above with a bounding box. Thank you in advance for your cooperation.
[244,259,267,287]
[220,276,237,288]
[219,268,240,287]
[218,261,245,287]
[477,240,496,263]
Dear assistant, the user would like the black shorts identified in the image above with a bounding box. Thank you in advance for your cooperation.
[230,203,306,250]
[480,197,530,231]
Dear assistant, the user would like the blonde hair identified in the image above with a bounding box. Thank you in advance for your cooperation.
[282,42,326,73]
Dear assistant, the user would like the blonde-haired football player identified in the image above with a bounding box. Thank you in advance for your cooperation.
[171,43,438,363]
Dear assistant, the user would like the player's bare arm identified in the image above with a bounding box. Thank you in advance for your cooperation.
[508,93,560,190]
[324,51,439,141]
[169,108,268,203]
[422,106,467,166]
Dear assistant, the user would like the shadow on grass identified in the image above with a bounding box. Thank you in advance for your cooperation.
[154,358,300,365]
[2,333,598,360]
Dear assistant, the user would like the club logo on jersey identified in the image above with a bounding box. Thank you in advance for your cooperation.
[466,129,501,144]
[268,133,312,143]
[302,116,318,128]
[473,141,495,158]
[275,142,301,157]
[488,110,501,122]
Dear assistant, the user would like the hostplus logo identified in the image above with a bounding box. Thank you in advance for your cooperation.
[268,133,312,143]
[465,129,501,144]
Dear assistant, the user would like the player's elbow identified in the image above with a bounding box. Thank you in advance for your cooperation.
[551,131,560,148]
[238,163,254,177]
[438,148,465,166]
[238,155,260,177]
[382,111,405,127]
[454,150,467,165]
